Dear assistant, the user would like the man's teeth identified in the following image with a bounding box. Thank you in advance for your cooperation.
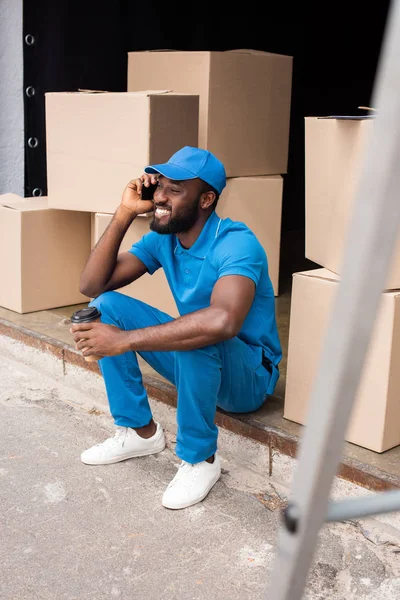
[155,208,170,216]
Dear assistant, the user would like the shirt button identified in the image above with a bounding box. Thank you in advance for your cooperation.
[185,269,190,274]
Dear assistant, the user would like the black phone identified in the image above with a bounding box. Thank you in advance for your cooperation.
[141,182,158,201]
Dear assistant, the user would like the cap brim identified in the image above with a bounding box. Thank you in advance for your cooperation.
[144,163,197,182]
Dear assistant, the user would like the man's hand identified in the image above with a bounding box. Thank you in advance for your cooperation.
[121,174,158,217]
[70,322,130,358]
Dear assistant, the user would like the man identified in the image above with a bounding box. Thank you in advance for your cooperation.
[71,146,282,510]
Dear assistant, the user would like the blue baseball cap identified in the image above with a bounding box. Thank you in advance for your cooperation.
[144,146,226,194]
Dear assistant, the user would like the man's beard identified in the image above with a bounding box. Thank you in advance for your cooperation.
[150,197,200,234]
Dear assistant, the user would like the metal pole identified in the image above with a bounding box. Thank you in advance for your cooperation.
[325,490,400,523]
[267,1,400,598]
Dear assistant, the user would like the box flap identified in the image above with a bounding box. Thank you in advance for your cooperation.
[319,115,375,120]
[294,268,340,283]
[294,268,400,296]
[46,90,172,97]
[0,193,22,208]
[136,90,172,95]
[130,49,258,55]
[129,48,291,59]
[226,48,292,58]
[77,89,109,93]
[228,48,267,55]
[136,49,180,52]
[0,197,48,212]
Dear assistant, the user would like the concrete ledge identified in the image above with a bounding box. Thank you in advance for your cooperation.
[0,315,399,493]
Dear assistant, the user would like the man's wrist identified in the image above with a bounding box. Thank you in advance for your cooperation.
[122,329,136,353]
[116,204,138,222]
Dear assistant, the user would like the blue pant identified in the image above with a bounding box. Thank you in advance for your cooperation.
[90,291,273,464]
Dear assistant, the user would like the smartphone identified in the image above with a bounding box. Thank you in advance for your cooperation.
[141,182,158,201]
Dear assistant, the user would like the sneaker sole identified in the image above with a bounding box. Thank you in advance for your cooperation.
[162,471,221,510]
[81,441,166,465]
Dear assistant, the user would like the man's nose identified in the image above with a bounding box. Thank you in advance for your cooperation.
[154,188,168,204]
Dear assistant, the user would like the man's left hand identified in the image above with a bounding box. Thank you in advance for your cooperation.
[70,322,130,358]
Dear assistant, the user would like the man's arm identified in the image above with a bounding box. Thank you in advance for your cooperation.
[80,176,157,298]
[71,275,256,356]
[80,206,147,297]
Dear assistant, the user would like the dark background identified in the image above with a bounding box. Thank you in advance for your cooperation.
[23,1,391,237]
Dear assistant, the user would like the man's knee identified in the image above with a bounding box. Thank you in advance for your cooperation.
[89,292,153,330]
[89,290,120,314]
[175,345,220,367]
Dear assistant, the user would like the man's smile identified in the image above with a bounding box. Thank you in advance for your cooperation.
[154,207,171,218]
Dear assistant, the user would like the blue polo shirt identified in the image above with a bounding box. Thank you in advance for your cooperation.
[129,210,282,393]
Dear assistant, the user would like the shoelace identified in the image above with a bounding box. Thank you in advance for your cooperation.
[178,461,193,474]
[169,461,198,488]
[95,427,128,449]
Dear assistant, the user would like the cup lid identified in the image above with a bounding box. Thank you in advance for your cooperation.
[71,307,101,323]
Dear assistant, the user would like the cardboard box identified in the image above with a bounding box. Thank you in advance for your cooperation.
[284,268,400,453]
[46,91,199,213]
[127,50,293,177]
[93,214,178,317]
[0,195,91,313]
[218,176,283,295]
[305,116,400,289]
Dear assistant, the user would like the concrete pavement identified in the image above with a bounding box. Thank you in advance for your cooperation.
[1,348,400,599]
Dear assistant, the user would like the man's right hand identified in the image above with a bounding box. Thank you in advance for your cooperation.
[121,174,158,217]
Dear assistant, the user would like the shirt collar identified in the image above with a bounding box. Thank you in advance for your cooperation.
[174,211,221,259]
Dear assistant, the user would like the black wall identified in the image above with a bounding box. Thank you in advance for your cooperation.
[23,1,391,232]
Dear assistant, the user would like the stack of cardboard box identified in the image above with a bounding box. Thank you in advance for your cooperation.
[284,115,400,453]
[45,89,200,316]
[0,91,199,315]
[126,50,293,299]
[0,194,90,313]
[0,49,293,319]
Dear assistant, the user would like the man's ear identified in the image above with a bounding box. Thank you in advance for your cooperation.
[200,191,216,210]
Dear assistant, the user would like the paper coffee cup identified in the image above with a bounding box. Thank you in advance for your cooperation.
[71,307,103,362]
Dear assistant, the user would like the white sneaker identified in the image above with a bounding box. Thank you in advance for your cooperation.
[162,452,221,510]
[81,422,165,465]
